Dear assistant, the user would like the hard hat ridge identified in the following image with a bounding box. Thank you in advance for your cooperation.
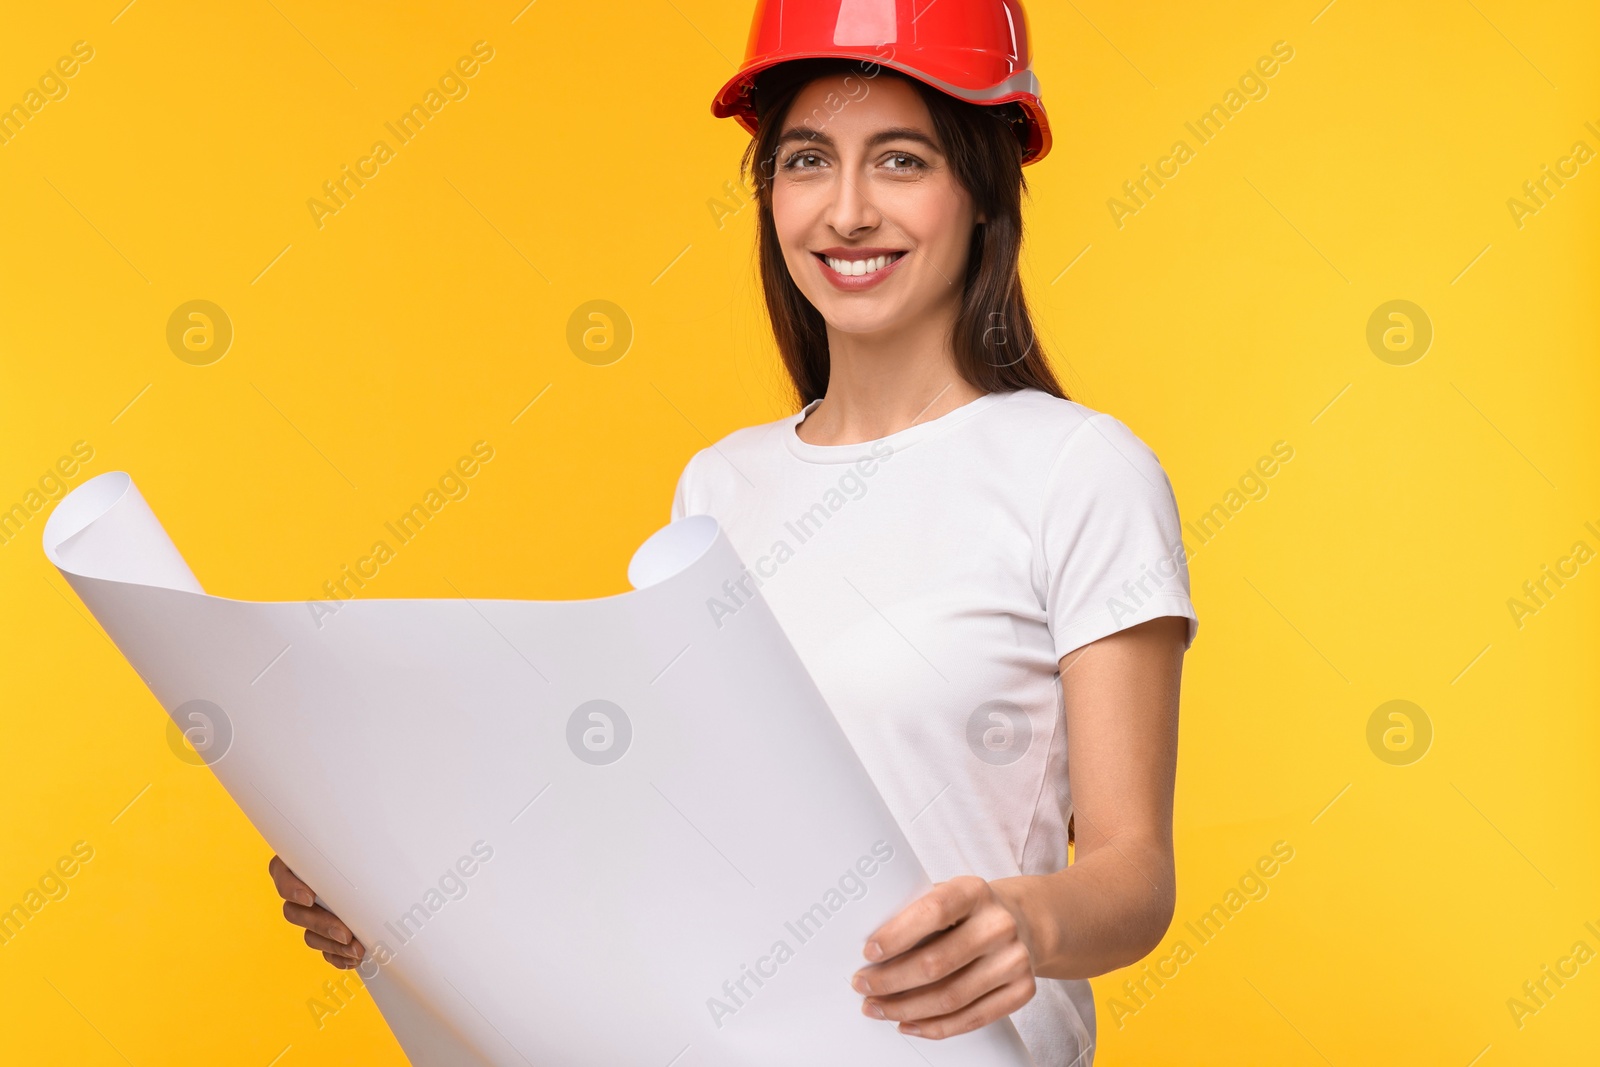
[710,0,1052,166]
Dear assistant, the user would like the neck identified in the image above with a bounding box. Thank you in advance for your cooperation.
[801,302,983,445]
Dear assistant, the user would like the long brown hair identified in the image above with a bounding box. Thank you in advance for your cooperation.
[739,57,1067,407]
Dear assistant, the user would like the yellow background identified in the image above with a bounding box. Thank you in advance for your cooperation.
[2,1,1596,1063]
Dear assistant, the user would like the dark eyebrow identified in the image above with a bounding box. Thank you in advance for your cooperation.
[776,125,941,153]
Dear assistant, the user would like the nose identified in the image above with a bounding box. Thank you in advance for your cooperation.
[824,166,882,240]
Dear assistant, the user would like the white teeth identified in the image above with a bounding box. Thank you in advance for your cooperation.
[824,253,899,276]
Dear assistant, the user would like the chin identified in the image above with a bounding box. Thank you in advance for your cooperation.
[816,305,910,337]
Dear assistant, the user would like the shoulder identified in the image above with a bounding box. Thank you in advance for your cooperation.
[671,408,798,516]
[979,389,1172,493]
[992,392,1182,554]
[1006,388,1156,449]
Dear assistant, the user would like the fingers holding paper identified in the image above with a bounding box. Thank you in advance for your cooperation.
[268,854,366,969]
[850,875,1037,1039]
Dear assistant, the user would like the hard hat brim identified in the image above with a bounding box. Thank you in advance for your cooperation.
[710,52,1052,166]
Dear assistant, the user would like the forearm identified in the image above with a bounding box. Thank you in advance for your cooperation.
[991,837,1175,981]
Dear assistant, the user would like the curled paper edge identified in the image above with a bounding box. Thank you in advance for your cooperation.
[40,471,1040,1067]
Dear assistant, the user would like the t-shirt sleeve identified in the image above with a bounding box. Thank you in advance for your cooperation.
[1037,413,1199,661]
[669,448,702,523]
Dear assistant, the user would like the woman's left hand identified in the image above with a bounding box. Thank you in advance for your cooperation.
[850,875,1038,1039]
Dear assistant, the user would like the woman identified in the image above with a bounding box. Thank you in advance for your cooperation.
[270,4,1196,1064]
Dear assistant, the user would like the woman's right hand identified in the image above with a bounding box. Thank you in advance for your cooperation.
[268,855,366,970]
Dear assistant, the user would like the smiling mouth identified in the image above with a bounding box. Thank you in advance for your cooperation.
[813,251,907,277]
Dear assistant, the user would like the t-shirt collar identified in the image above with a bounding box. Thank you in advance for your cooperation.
[782,390,1014,464]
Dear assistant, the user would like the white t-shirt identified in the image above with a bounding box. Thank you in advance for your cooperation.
[669,387,1198,1067]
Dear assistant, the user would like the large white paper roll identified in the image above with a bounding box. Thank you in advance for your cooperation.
[43,472,1036,1067]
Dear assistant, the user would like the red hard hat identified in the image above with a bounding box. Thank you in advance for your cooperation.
[710,0,1052,166]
